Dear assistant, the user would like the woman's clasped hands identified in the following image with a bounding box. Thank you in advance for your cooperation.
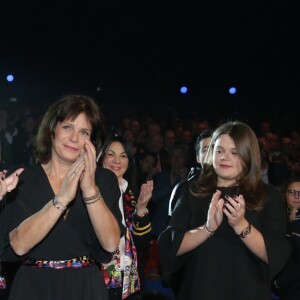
[206,189,246,232]
[57,140,98,207]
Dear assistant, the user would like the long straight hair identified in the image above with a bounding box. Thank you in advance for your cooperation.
[190,121,266,210]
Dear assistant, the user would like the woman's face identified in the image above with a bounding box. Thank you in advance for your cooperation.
[286,181,300,209]
[213,134,243,187]
[52,113,92,163]
[103,141,129,182]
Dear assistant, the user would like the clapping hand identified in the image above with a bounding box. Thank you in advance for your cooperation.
[79,140,97,193]
[206,190,224,231]
[0,168,24,201]
[136,180,154,216]
[223,194,246,227]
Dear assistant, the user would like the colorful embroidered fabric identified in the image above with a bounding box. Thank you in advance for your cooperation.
[101,188,140,299]
[0,276,6,289]
[23,255,94,269]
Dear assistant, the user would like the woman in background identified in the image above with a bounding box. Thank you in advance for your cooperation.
[274,176,300,300]
[98,134,153,300]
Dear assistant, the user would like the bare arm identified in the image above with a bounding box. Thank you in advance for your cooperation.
[80,140,120,252]
[224,194,268,263]
[10,156,86,256]
[177,190,224,255]
[234,220,268,263]
[177,225,212,255]
[85,193,120,252]
[9,200,65,256]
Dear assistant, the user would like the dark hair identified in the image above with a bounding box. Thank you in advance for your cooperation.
[191,121,266,210]
[194,129,213,154]
[97,134,137,195]
[35,95,105,163]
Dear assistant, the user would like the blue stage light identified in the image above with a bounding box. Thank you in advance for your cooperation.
[180,86,188,94]
[229,86,237,94]
[6,74,14,82]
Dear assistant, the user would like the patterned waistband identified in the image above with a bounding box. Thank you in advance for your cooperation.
[23,255,95,269]
[0,276,6,289]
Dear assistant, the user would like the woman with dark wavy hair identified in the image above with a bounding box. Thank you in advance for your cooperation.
[0,95,122,300]
[97,134,153,300]
[158,121,291,300]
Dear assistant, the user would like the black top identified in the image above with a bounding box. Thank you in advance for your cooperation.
[168,166,201,216]
[158,183,291,300]
[0,163,123,300]
[273,210,300,300]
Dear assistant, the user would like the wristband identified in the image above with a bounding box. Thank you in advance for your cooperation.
[52,197,67,211]
[134,208,149,218]
[82,186,101,202]
[237,222,252,238]
[204,223,216,238]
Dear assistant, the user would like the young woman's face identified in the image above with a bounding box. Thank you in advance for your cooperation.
[52,113,92,163]
[286,181,300,209]
[213,134,243,187]
[103,141,129,182]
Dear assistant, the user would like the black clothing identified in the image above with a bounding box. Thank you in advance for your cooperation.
[0,133,13,168]
[11,131,35,165]
[132,212,152,290]
[150,169,179,239]
[168,166,201,216]
[273,212,300,300]
[158,184,291,300]
[0,164,122,300]
[108,287,123,300]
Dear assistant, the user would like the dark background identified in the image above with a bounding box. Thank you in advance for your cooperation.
[1,1,299,123]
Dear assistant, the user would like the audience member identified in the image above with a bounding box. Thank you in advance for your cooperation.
[281,136,300,177]
[273,176,300,300]
[11,113,37,165]
[0,107,14,167]
[169,129,213,216]
[158,121,291,300]
[144,133,167,173]
[258,137,270,184]
[0,168,24,299]
[163,129,176,153]
[150,144,188,240]
[136,151,157,189]
[0,95,123,300]
[97,134,153,299]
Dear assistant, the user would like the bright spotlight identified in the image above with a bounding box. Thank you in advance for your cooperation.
[180,86,188,94]
[228,86,237,95]
[6,74,14,82]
